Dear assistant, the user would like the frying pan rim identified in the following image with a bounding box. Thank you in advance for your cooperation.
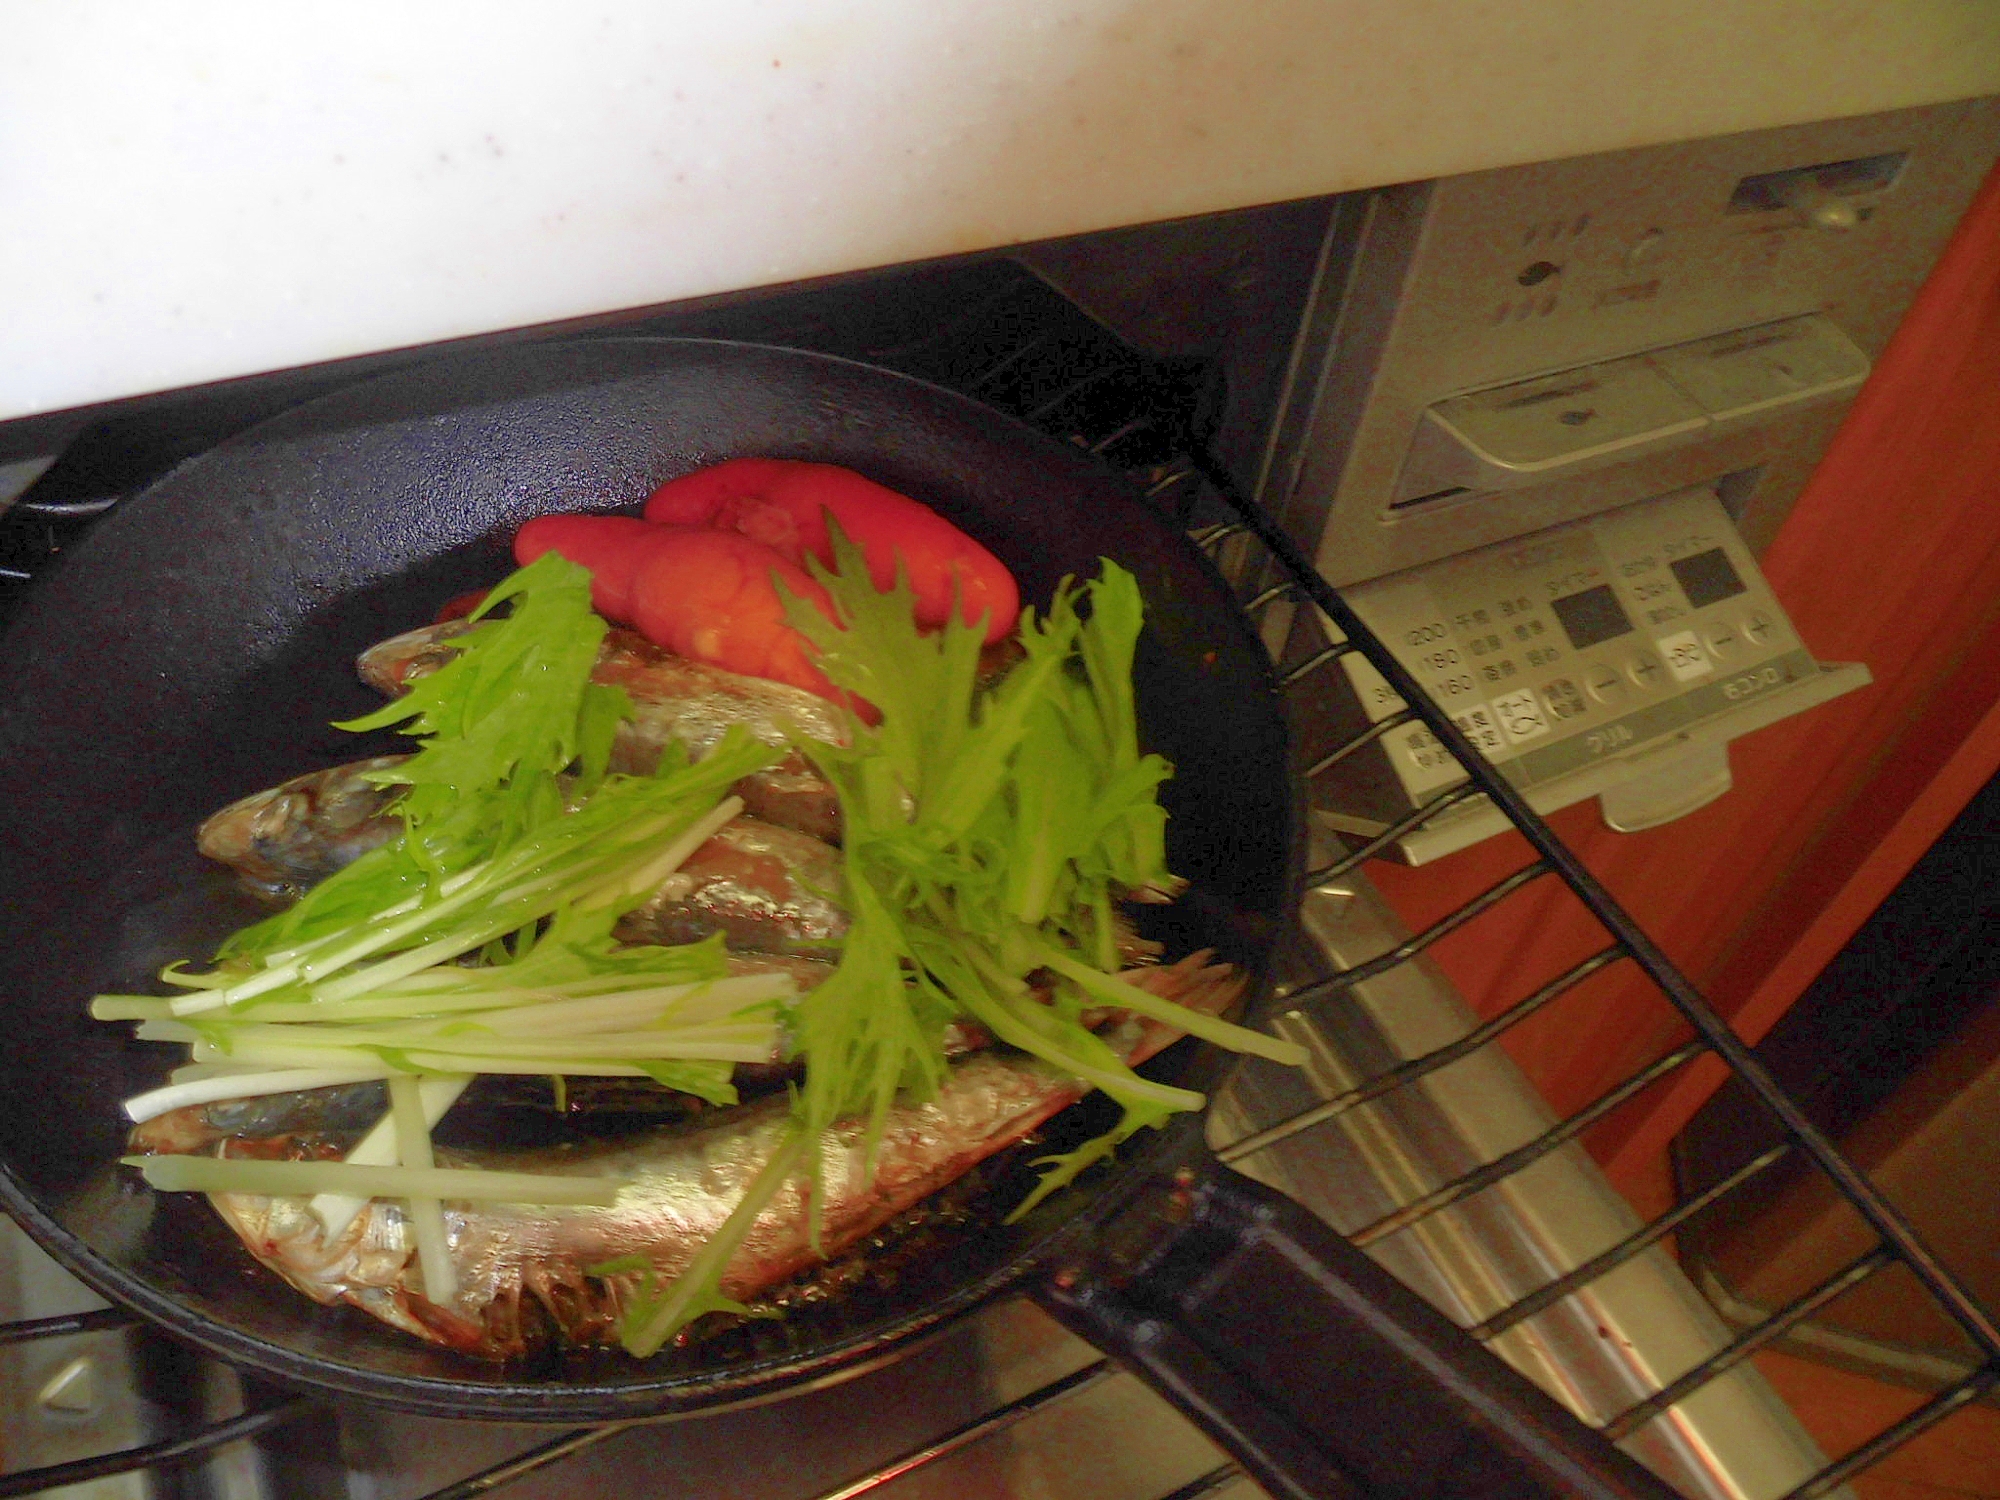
[0,333,1301,1420]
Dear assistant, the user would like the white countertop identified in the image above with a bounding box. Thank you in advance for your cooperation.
[6,0,1998,423]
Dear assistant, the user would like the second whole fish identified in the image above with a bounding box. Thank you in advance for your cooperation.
[141,953,1241,1358]
[200,772,850,960]
[196,620,858,892]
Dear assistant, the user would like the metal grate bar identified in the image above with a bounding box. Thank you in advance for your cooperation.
[1285,860,1551,1003]
[0,1306,135,1345]
[1348,1039,1708,1250]
[1197,456,2000,1369]
[1190,522,1250,554]
[1090,414,1164,458]
[1154,1464,1248,1500]
[1238,583,1291,618]
[1601,1246,1897,1442]
[1784,1363,2000,1500]
[11,497,120,519]
[1465,1142,1794,1342]
[965,332,1059,395]
[0,1396,318,1499]
[1221,946,1628,1166]
[1148,468,1209,529]
[1305,784,1484,884]
[413,1425,634,1500]
[1278,644,1345,686]
[812,1360,1117,1500]
[1024,365,1128,424]
[1305,707,1415,776]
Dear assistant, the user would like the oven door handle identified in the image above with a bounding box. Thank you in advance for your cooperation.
[1034,1157,1680,1500]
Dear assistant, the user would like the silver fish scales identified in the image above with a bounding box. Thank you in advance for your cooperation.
[184,954,1240,1359]
[197,622,853,888]
[201,766,854,961]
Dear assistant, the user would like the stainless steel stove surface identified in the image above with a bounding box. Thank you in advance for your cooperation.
[2,1218,156,1500]
[308,1308,1256,1500]
[0,1214,1241,1500]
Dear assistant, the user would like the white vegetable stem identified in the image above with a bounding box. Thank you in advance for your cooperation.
[313,1076,469,1240]
[185,1035,774,1070]
[116,746,767,1263]
[164,794,736,1017]
[226,972,786,1026]
[125,1154,621,1205]
[576,797,742,912]
[390,1075,458,1304]
[123,1067,390,1125]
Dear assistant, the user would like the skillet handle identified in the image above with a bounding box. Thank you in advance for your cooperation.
[1032,1159,1682,1500]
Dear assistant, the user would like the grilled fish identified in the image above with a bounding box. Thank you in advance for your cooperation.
[154,953,1240,1359]
[199,753,851,959]
[124,955,853,1159]
[614,815,846,957]
[196,757,409,891]
[361,624,848,842]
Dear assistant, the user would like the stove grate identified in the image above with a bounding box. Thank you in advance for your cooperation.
[0,1394,315,1499]
[1173,451,2000,1499]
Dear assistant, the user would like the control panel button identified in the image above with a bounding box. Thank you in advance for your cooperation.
[1491,687,1551,744]
[1655,630,1714,682]
[1743,609,1777,644]
[1705,622,1741,657]
[1390,725,1466,797]
[1542,677,1588,722]
[1648,314,1869,421]
[1628,654,1666,689]
[1585,662,1627,703]
[1451,705,1507,758]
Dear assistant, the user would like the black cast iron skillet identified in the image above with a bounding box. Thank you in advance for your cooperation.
[0,340,1672,1500]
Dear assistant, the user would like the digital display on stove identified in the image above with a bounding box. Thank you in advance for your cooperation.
[1549,584,1635,650]
[1669,547,1748,609]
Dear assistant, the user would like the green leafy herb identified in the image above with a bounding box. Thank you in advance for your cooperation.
[750,530,1299,1259]
[615,537,1251,1358]
[108,558,795,1271]
[221,553,633,964]
[337,551,634,869]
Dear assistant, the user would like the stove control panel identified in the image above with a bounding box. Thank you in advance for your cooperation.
[1313,485,1867,861]
[1391,314,1869,506]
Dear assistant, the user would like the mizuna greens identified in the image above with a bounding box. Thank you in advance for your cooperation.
[783,534,1301,1169]
[102,537,1304,1358]
[614,534,1305,1357]
[101,554,795,1302]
